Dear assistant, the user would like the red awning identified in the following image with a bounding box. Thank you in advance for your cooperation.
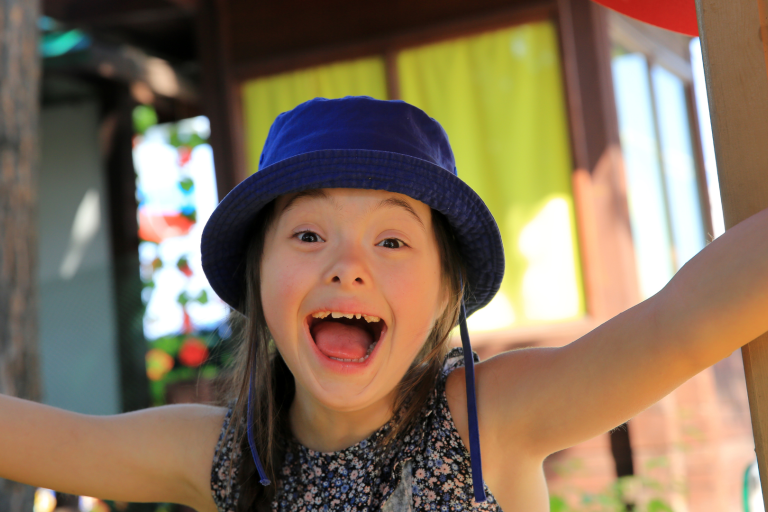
[591,0,698,36]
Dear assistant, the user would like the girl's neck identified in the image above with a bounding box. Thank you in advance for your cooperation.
[288,385,395,453]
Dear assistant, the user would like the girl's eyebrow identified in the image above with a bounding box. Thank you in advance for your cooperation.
[373,197,425,229]
[281,189,332,212]
[282,191,424,228]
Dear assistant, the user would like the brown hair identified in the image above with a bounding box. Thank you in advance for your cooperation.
[217,197,465,511]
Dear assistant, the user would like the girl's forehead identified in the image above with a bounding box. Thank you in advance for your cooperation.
[275,188,431,221]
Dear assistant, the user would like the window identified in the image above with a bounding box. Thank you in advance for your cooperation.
[610,21,712,299]
[132,112,229,403]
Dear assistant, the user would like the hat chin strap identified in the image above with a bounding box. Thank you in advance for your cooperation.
[460,300,487,503]
[247,376,272,486]
[246,303,487,503]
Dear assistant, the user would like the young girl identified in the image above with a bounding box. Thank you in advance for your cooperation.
[1,96,767,512]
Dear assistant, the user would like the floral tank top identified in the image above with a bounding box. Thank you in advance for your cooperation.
[210,348,502,511]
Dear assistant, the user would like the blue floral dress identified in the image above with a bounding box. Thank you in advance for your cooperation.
[210,348,502,511]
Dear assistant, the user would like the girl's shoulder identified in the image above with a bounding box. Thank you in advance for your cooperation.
[432,346,479,425]
[433,346,479,420]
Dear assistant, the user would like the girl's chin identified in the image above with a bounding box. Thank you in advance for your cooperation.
[304,380,392,412]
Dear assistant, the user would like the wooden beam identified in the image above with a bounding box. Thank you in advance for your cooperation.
[195,0,246,198]
[231,2,555,81]
[557,0,642,484]
[556,0,640,321]
[384,50,401,100]
[101,87,152,414]
[226,0,554,71]
[43,0,190,27]
[694,0,768,500]
[0,0,42,509]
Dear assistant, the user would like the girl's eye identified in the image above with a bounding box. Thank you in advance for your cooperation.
[295,231,325,243]
[377,238,407,249]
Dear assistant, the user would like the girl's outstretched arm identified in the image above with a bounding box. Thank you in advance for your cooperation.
[0,395,225,512]
[449,206,768,482]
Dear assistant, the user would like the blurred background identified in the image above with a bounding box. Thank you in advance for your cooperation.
[0,0,758,510]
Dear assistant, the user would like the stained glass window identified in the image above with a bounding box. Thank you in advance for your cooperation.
[132,110,230,403]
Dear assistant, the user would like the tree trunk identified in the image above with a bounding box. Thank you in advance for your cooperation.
[0,0,42,510]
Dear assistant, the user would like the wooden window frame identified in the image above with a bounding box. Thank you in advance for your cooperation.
[608,12,716,253]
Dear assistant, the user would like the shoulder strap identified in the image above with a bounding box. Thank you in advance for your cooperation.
[210,406,241,512]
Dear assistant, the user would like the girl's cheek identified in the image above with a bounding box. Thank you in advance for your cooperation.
[384,258,443,335]
[261,248,315,332]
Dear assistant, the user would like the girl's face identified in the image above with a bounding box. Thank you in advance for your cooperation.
[260,188,446,413]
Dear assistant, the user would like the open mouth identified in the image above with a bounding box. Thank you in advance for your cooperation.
[307,312,386,363]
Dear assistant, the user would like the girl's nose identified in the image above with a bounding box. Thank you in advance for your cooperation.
[324,242,371,289]
[331,275,364,285]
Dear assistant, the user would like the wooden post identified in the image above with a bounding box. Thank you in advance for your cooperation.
[102,87,152,414]
[694,0,768,499]
[0,0,41,510]
[557,0,641,483]
[196,0,246,197]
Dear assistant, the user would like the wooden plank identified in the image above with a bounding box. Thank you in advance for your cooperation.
[694,0,768,499]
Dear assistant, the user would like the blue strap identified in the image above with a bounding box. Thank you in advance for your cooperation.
[451,166,486,502]
[247,373,272,486]
[460,300,487,503]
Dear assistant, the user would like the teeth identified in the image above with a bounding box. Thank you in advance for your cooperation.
[328,342,377,363]
[312,311,381,322]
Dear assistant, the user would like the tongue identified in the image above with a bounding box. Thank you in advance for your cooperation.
[312,321,373,360]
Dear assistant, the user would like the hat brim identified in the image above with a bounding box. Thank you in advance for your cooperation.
[201,148,504,317]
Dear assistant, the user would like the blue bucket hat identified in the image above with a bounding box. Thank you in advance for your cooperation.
[201,96,504,503]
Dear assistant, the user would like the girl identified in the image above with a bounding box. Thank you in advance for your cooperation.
[1,96,767,512]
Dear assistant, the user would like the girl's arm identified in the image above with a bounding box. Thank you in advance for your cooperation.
[451,206,768,478]
[0,395,225,512]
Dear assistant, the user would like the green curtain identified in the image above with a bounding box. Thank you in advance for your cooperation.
[241,57,388,175]
[398,22,585,329]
